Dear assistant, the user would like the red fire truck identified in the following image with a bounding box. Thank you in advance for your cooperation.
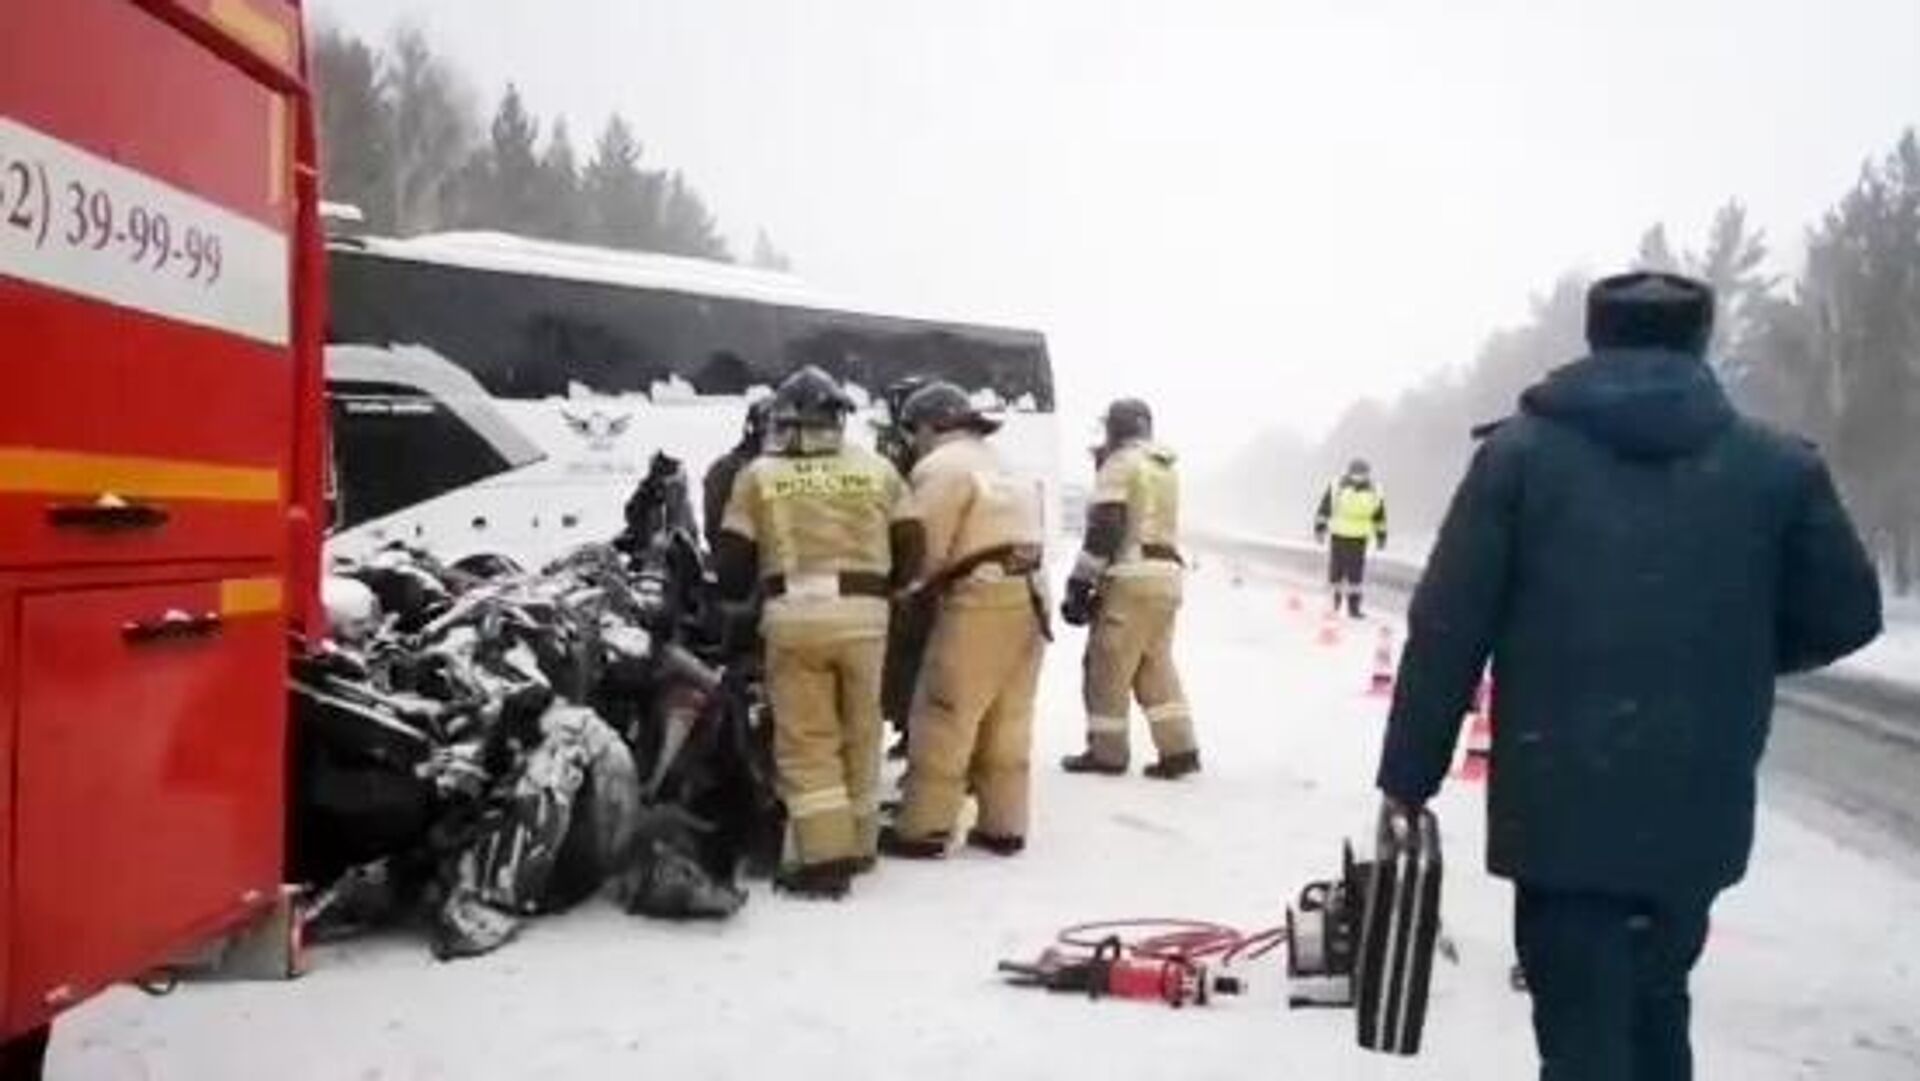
[1,0,325,1069]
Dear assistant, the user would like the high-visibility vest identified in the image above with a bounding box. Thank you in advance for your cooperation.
[1328,483,1384,540]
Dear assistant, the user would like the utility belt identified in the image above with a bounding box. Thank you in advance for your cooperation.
[1140,543,1185,565]
[926,543,1052,642]
[935,544,1045,589]
[763,570,891,601]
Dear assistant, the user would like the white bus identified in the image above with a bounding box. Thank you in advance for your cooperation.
[322,231,1060,568]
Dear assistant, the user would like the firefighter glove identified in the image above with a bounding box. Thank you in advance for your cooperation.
[1061,577,1099,627]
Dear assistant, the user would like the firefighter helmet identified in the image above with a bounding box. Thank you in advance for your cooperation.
[1103,397,1154,444]
[770,366,854,430]
[901,381,1001,435]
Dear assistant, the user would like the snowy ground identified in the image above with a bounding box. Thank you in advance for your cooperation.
[49,561,1920,1080]
[1837,593,1920,688]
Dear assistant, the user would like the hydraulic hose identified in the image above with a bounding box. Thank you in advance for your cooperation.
[1056,918,1288,969]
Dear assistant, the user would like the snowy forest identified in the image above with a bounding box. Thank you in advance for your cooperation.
[1222,131,1920,596]
[310,25,791,269]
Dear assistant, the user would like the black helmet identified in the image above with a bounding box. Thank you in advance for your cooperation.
[1103,398,1153,444]
[771,366,854,429]
[902,381,1001,435]
[1586,272,1715,355]
[881,376,930,418]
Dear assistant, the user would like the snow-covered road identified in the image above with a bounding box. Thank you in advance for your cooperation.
[49,561,1920,1079]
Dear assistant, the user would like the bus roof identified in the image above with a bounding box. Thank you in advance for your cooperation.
[334,231,1041,338]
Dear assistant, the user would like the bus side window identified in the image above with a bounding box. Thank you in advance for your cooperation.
[328,381,518,528]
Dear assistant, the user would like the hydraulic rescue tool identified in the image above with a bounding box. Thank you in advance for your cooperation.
[998,919,1277,1008]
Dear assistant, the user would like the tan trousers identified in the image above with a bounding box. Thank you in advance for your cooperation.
[765,625,886,867]
[895,579,1046,841]
[1082,577,1195,767]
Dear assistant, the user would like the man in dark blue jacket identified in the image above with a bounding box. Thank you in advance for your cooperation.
[1376,272,1882,1080]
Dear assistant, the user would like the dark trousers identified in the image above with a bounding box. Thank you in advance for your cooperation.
[1327,535,1368,585]
[1514,885,1713,1081]
[882,594,935,736]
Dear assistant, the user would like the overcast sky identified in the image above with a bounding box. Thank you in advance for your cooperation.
[312,0,1920,466]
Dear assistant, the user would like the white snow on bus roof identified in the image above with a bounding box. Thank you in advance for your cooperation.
[343,231,1039,334]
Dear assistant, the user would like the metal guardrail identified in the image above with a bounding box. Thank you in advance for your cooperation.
[1189,527,1920,750]
[1189,528,1425,593]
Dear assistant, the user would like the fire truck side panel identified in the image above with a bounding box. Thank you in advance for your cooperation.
[0,277,290,567]
[1,0,311,1038]
[11,577,286,1031]
[0,0,292,231]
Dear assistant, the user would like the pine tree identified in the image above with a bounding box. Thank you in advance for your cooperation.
[535,119,583,241]
[750,228,793,271]
[457,85,544,232]
[488,85,544,231]
[658,171,731,260]
[583,115,662,248]
[1691,201,1776,365]
[311,28,395,231]
[1633,225,1683,273]
[383,28,475,234]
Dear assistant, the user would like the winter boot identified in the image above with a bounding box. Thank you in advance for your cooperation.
[1142,751,1201,781]
[1060,750,1127,776]
[878,826,949,860]
[966,829,1026,857]
[774,859,855,900]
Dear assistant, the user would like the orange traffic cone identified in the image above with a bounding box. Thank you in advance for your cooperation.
[1452,677,1495,781]
[1315,610,1341,647]
[1367,627,1396,696]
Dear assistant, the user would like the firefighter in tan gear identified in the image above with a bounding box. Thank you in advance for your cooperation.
[1060,398,1200,779]
[714,366,920,899]
[876,382,1050,860]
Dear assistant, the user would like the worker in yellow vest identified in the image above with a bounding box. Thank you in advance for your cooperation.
[1314,459,1388,619]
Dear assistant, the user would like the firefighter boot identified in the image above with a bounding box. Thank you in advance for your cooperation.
[877,825,949,860]
[1143,751,1202,781]
[774,859,856,900]
[967,829,1026,857]
[1060,750,1127,776]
